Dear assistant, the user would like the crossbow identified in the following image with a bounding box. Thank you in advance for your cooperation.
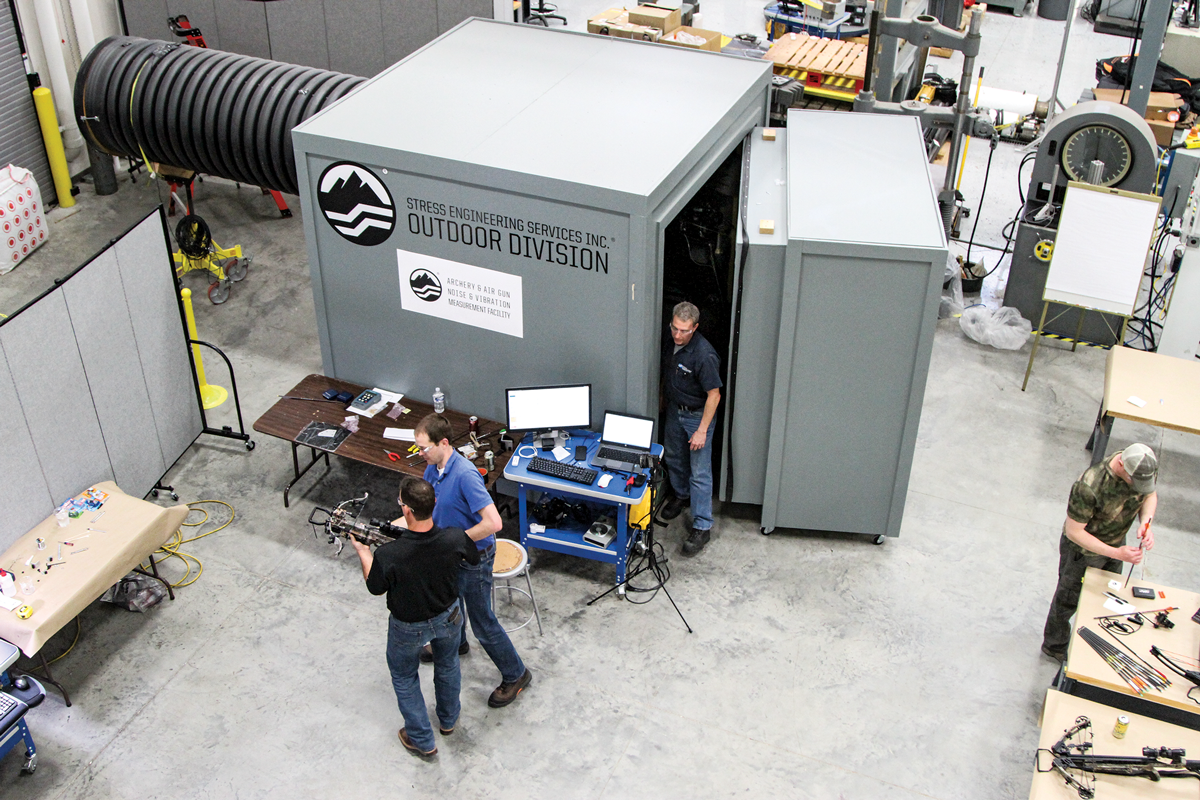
[307,493,401,555]
[1036,715,1200,798]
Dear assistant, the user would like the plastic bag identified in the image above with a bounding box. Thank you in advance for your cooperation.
[959,305,1033,350]
[100,572,167,612]
[939,253,964,319]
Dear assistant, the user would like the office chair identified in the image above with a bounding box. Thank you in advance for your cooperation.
[527,0,566,26]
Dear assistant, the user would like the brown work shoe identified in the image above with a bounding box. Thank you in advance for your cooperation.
[488,668,532,708]
[399,728,437,757]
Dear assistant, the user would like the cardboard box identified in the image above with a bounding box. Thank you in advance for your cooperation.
[588,8,628,34]
[1093,88,1185,120]
[658,26,722,51]
[610,22,660,40]
[1147,118,1176,147]
[629,4,681,31]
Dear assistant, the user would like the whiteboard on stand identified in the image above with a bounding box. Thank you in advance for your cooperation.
[1044,182,1161,316]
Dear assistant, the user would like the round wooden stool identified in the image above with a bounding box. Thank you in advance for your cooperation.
[492,539,542,635]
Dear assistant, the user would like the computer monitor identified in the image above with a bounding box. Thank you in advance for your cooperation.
[505,384,592,432]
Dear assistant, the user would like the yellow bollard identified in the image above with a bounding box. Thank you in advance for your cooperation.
[31,87,74,208]
[181,288,228,409]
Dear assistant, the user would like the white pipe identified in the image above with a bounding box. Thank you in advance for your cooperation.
[68,0,96,55]
[32,0,85,161]
[975,86,1040,118]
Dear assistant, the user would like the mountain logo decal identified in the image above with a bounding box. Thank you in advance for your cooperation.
[317,162,395,246]
[409,269,442,302]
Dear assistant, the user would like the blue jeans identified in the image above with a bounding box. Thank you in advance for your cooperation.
[663,405,714,530]
[386,601,462,752]
[456,545,526,683]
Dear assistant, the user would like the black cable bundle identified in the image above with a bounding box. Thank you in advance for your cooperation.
[73,37,366,195]
[175,214,212,258]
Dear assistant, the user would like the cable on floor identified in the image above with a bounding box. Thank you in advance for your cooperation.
[141,500,235,588]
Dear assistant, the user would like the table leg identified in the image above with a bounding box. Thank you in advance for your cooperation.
[134,551,174,601]
[518,485,529,550]
[616,503,629,598]
[1089,414,1114,467]
[284,442,331,508]
[1071,307,1086,352]
[21,652,71,707]
[1022,301,1051,392]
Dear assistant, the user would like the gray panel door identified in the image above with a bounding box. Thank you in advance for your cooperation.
[0,292,115,502]
[166,0,221,49]
[121,0,172,39]
[1,2,54,204]
[63,250,169,495]
[326,0,384,76]
[0,345,54,552]
[213,0,271,59]
[266,0,329,69]
[381,0,438,64]
[436,0,491,34]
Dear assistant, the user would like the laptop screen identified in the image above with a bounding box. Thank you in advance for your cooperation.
[602,412,654,450]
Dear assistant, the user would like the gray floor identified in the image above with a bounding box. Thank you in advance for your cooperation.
[4,9,1199,800]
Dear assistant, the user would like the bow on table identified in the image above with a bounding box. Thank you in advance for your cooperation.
[307,493,401,555]
[1037,715,1200,799]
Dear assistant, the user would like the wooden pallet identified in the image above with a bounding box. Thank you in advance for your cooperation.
[763,32,867,98]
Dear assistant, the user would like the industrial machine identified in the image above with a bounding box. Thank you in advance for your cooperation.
[1005,101,1160,344]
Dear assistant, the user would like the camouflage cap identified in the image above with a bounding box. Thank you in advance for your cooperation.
[1121,443,1158,494]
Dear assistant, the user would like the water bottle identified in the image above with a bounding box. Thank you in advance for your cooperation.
[433,387,445,414]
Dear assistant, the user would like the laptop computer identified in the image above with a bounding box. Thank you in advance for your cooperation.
[593,411,655,472]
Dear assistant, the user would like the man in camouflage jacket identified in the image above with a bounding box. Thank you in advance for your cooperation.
[1041,443,1159,661]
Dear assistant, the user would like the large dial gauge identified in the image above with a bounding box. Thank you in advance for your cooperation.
[1061,124,1134,187]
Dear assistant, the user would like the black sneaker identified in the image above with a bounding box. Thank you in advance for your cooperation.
[659,495,689,521]
[681,527,711,556]
[420,641,469,664]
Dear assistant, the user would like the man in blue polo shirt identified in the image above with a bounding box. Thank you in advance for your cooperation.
[413,413,532,708]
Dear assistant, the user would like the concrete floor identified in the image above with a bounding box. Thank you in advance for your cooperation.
[4,9,1200,800]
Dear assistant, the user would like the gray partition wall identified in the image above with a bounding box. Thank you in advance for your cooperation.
[0,209,203,550]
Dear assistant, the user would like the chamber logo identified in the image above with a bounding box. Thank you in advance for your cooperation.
[409,269,442,301]
[317,162,395,246]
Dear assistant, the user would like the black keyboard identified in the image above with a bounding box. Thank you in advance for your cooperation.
[527,456,598,485]
[0,692,24,732]
[596,446,641,463]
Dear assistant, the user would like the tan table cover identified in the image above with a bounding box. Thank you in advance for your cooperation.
[0,482,188,656]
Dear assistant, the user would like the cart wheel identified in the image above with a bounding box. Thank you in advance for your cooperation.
[171,492,180,501]
[246,440,256,451]
[208,280,230,304]
[225,257,248,282]
[873,534,886,545]
[152,489,159,498]
[22,752,36,773]
[760,527,771,535]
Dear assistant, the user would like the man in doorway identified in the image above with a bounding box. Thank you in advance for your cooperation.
[1041,443,1159,661]
[413,413,533,707]
[658,301,723,556]
[350,476,479,757]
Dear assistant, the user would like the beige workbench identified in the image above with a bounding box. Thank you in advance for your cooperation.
[1059,568,1200,725]
[1087,345,1200,465]
[1032,688,1200,799]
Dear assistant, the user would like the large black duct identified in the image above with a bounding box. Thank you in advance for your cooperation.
[74,37,366,196]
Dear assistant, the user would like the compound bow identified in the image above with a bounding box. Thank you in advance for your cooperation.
[1037,715,1200,798]
[308,493,403,555]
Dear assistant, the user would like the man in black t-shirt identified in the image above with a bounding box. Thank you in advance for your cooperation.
[659,301,723,556]
[350,476,480,758]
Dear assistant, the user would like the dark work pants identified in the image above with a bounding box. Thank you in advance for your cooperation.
[1041,533,1123,654]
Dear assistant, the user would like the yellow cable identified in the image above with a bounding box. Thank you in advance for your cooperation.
[38,617,81,668]
[955,67,987,192]
[141,500,235,589]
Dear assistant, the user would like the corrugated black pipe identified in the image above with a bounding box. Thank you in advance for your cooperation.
[74,37,366,196]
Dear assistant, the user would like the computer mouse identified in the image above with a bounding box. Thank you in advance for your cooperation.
[598,474,612,488]
[13,676,29,691]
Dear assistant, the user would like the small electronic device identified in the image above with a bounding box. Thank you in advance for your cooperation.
[1132,586,1156,600]
[593,411,655,471]
[349,390,381,412]
[584,517,615,547]
[505,384,592,433]
[575,445,588,461]
[598,474,612,488]
[322,388,339,400]
[335,390,354,404]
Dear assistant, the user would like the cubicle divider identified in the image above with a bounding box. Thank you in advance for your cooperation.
[0,208,203,550]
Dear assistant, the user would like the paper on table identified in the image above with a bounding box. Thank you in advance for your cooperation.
[373,388,404,404]
[0,594,18,612]
[317,429,337,438]
[383,428,416,441]
[1127,395,1147,408]
[1103,598,1137,613]
[551,446,570,461]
